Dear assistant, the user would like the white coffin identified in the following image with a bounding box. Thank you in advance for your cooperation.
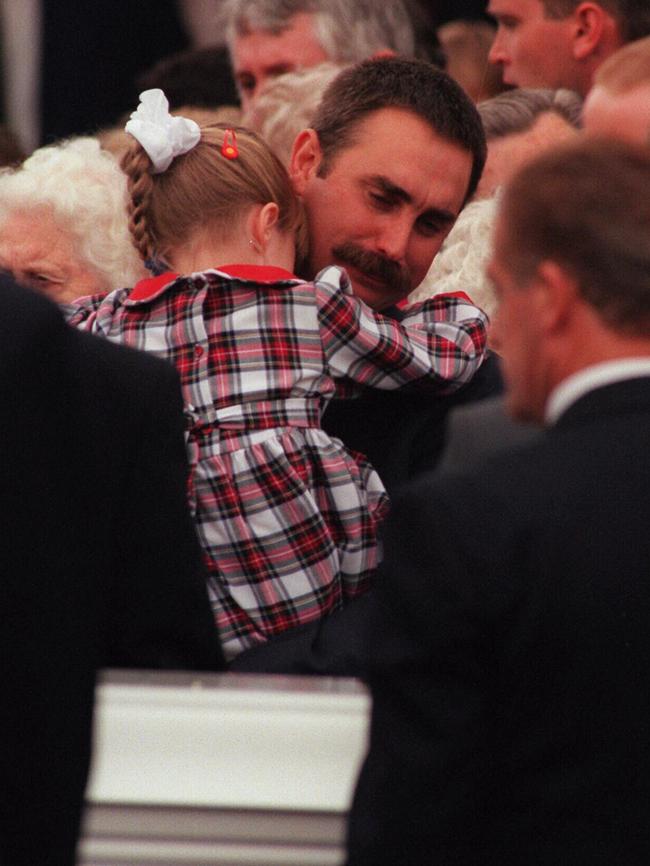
[79,670,370,866]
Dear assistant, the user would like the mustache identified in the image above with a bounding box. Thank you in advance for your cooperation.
[332,243,412,296]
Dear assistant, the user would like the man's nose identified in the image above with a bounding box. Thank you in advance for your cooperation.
[374,216,411,263]
[488,28,507,66]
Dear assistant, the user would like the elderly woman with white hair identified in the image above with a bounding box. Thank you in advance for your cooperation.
[0,136,145,302]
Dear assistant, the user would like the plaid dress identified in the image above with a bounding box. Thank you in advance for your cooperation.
[65,263,488,659]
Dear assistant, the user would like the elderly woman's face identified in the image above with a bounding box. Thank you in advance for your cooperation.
[0,207,105,302]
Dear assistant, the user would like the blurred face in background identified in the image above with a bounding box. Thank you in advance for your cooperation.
[0,207,104,302]
[488,215,550,423]
[583,83,650,147]
[231,12,330,111]
[476,111,579,198]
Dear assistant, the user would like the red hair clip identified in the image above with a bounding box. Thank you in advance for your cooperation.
[221,129,239,160]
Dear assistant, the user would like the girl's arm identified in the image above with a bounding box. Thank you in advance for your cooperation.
[314,266,488,393]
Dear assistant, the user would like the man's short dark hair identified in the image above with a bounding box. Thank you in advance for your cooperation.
[542,0,650,43]
[501,139,650,334]
[311,56,487,204]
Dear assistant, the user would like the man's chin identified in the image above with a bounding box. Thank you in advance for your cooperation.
[344,266,407,311]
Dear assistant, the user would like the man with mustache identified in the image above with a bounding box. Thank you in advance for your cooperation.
[289,56,502,492]
[231,57,500,676]
[290,57,484,312]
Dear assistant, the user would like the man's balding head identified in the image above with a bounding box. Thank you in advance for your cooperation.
[583,35,650,146]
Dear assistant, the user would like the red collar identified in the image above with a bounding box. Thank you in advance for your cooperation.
[128,265,299,303]
[129,272,180,302]
[216,264,299,282]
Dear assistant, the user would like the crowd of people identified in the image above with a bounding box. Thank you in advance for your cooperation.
[1,1,649,865]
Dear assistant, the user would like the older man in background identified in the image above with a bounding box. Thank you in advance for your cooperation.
[223,0,415,110]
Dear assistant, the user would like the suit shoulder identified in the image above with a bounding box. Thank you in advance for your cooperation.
[67,329,184,438]
[73,329,180,393]
[0,280,69,368]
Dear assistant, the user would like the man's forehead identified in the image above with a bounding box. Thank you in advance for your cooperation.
[234,12,321,60]
[333,108,473,208]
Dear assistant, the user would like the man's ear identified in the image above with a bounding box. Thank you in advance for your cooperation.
[571,2,612,60]
[289,129,323,196]
[534,260,579,334]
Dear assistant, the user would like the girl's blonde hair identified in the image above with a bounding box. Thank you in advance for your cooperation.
[120,123,307,266]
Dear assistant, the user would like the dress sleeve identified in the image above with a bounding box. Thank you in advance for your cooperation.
[62,289,127,333]
[313,265,489,393]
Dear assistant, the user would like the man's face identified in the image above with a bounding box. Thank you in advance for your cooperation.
[291,107,473,310]
[488,218,549,423]
[583,84,650,147]
[231,12,330,111]
[0,208,105,302]
[487,0,578,90]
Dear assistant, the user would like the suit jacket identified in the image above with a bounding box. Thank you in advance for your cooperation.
[322,351,503,495]
[0,278,223,866]
[436,394,541,474]
[347,378,650,865]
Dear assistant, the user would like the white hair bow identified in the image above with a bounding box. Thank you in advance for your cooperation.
[124,89,201,173]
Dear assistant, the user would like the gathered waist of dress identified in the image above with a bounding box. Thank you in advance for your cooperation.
[184,397,322,438]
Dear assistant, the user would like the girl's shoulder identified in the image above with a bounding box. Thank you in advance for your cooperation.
[312,265,351,294]
[123,272,183,307]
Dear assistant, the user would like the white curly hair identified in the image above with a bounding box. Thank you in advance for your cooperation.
[409,196,499,320]
[0,136,145,291]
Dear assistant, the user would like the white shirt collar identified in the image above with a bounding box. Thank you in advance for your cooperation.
[545,357,650,425]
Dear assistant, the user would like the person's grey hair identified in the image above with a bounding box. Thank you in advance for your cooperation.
[242,62,346,165]
[0,137,145,290]
[478,88,584,140]
[223,0,415,61]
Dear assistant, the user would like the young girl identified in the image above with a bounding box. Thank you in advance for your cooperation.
[66,89,488,660]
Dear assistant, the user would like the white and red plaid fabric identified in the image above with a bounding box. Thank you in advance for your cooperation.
[65,264,487,658]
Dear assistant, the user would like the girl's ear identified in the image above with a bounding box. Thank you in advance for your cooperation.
[249,202,280,255]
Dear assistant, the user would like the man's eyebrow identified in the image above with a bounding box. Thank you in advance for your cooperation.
[367,175,457,224]
[367,175,412,203]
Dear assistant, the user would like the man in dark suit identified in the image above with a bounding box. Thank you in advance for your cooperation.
[323,351,503,495]
[0,278,224,866]
[347,139,650,865]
